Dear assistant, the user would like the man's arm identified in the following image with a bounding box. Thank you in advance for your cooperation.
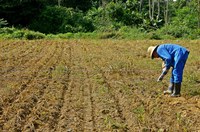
[157,47,172,69]
[157,62,169,82]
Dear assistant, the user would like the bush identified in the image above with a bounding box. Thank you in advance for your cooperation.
[184,29,200,39]
[104,1,143,26]
[46,34,58,39]
[0,27,45,39]
[118,26,148,40]
[149,32,162,40]
[158,25,192,38]
[99,32,121,39]
[85,2,143,32]
[153,6,200,39]
[11,30,25,39]
[0,27,17,34]
[29,6,95,34]
[172,6,198,29]
[85,7,108,30]
[24,31,45,40]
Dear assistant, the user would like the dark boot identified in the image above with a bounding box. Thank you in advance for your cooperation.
[171,83,181,97]
[164,83,174,95]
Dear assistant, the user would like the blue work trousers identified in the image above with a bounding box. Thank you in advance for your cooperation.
[170,50,189,83]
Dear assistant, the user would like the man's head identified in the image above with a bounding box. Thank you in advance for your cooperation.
[147,45,159,59]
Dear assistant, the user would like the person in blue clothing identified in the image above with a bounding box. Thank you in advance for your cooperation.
[147,44,189,97]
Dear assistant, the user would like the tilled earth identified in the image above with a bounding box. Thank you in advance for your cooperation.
[0,39,200,132]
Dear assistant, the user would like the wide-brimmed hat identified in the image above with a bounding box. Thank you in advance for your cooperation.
[147,45,158,59]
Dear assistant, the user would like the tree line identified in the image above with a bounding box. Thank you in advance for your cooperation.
[0,0,200,39]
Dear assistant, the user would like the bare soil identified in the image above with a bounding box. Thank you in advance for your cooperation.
[0,39,200,132]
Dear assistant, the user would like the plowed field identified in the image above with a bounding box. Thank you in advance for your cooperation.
[0,39,200,132]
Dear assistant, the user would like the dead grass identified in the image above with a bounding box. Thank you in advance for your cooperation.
[0,39,199,131]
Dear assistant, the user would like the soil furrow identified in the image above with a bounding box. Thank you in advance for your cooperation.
[0,40,26,54]
[0,42,47,76]
[0,44,39,73]
[0,44,58,121]
[78,42,129,131]
[74,43,96,131]
[0,42,61,131]
[83,69,96,131]
[99,67,129,131]
[0,42,33,62]
[41,43,71,131]
[19,43,65,131]
[78,43,97,131]
[56,44,86,132]
[55,79,73,132]
[0,43,56,105]
[0,40,199,131]
[54,70,72,132]
[103,73,147,130]
[22,43,71,131]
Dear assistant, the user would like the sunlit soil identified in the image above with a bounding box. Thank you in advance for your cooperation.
[0,39,199,131]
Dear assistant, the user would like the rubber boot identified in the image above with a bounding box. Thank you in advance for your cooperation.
[171,83,181,97]
[164,83,174,95]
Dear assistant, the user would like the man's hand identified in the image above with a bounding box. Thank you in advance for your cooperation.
[162,67,169,75]
[157,67,169,82]
[157,75,164,82]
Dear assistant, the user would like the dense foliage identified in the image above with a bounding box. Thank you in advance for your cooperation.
[0,0,199,39]
[29,6,94,34]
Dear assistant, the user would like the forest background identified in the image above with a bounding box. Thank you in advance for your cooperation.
[0,0,200,40]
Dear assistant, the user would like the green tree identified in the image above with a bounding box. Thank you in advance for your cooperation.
[0,0,44,27]
[29,6,94,33]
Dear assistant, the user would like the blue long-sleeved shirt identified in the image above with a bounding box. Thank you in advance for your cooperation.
[156,44,188,69]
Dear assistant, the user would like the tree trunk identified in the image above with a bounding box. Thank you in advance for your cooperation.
[58,0,61,7]
[198,0,200,28]
[164,0,169,25]
[101,0,107,7]
[140,0,143,12]
[157,0,160,20]
[152,0,155,20]
[149,0,152,20]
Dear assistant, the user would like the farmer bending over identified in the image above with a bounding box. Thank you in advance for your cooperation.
[147,44,189,97]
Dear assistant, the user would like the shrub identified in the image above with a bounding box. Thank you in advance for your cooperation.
[85,2,143,32]
[99,32,121,39]
[85,7,108,30]
[149,32,162,40]
[154,6,199,39]
[46,34,58,39]
[158,25,192,38]
[11,30,25,39]
[0,27,45,39]
[0,27,16,34]
[29,6,95,34]
[24,31,45,40]
[118,26,148,40]
[172,6,198,29]
[105,2,143,26]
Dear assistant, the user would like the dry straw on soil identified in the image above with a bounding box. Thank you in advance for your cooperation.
[0,39,200,131]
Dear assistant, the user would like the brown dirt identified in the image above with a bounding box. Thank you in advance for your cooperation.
[0,39,200,132]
